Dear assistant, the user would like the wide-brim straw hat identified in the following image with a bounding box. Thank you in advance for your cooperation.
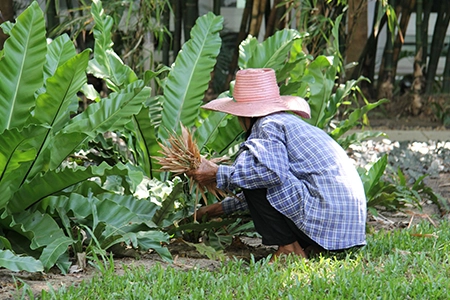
[201,68,311,118]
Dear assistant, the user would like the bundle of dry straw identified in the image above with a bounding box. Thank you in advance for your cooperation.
[156,125,229,204]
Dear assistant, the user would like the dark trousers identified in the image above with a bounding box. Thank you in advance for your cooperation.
[243,188,319,249]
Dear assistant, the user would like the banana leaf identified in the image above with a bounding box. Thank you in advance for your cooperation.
[152,181,183,228]
[5,209,72,269]
[132,108,161,178]
[359,154,388,200]
[301,55,337,127]
[195,112,243,155]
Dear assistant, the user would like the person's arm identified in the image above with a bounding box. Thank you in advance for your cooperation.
[221,192,248,214]
[216,121,290,192]
[196,193,248,221]
[195,202,223,221]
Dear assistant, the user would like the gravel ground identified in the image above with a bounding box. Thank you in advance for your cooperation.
[348,139,450,182]
[348,137,450,229]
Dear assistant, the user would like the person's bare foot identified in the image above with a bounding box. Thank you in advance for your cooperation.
[305,244,326,258]
[270,241,307,263]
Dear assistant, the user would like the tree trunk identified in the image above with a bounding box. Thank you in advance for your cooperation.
[415,0,423,56]
[183,0,198,41]
[377,19,394,100]
[0,0,14,50]
[345,0,368,78]
[172,0,182,60]
[162,3,171,66]
[425,1,450,94]
[249,0,267,37]
[226,0,253,89]
[352,0,387,98]
[421,0,433,66]
[412,0,424,98]
[213,0,221,15]
[392,0,415,78]
[264,0,283,39]
[46,0,60,32]
[264,0,271,28]
[442,41,450,93]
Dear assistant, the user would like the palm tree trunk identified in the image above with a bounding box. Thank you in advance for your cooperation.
[264,0,271,26]
[408,0,425,116]
[415,0,423,55]
[352,0,387,98]
[0,0,14,50]
[377,18,394,100]
[412,0,424,96]
[346,0,368,65]
[425,1,450,94]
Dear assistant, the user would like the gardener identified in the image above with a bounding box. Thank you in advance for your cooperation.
[188,68,367,260]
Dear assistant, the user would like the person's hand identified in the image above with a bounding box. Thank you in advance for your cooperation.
[187,157,219,187]
[195,202,224,222]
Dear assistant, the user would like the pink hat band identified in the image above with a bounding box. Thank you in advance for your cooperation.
[202,68,310,118]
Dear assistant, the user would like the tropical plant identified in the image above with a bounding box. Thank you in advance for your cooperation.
[1,0,439,272]
[0,0,185,273]
[358,154,447,216]
[44,0,173,77]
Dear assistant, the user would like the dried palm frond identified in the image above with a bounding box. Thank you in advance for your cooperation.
[156,124,229,205]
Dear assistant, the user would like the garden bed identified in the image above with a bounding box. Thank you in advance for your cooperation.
[1,130,449,299]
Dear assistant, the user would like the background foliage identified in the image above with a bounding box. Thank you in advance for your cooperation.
[0,0,446,273]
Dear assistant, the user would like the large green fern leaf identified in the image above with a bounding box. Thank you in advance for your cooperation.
[158,12,223,140]
[49,82,150,169]
[0,125,48,209]
[244,29,302,70]
[8,162,136,213]
[34,50,90,131]
[0,2,46,131]
[43,34,78,82]
[88,0,138,90]
[0,249,44,272]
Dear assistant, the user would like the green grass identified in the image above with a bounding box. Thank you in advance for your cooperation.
[31,221,450,299]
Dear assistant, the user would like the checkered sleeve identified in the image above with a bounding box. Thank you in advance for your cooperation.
[221,192,248,214]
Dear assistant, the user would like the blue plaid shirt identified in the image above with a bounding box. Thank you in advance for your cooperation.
[217,112,367,250]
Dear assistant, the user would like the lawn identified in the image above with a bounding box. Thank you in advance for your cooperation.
[20,220,450,300]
